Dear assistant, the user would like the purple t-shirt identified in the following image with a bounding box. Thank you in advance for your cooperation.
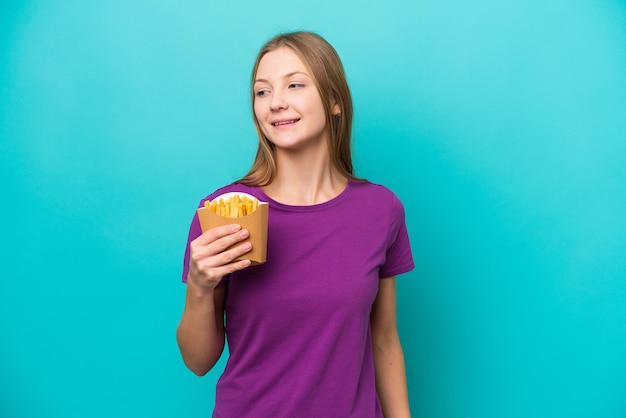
[182,180,414,418]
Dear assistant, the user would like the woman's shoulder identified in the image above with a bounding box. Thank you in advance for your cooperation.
[349,179,402,205]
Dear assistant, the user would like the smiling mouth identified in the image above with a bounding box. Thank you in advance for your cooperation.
[272,119,300,126]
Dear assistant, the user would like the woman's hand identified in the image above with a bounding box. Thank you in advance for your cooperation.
[187,223,253,290]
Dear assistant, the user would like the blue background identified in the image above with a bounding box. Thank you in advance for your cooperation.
[1,1,625,417]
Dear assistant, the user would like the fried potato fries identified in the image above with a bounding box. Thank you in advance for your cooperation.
[204,194,259,218]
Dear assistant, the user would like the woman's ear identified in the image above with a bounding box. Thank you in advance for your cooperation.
[332,102,341,115]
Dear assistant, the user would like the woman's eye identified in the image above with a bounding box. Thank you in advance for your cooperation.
[256,89,269,97]
[289,83,304,89]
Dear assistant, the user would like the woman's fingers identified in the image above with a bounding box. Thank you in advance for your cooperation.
[188,225,253,288]
[217,240,252,265]
[190,226,248,257]
[194,224,242,246]
[208,257,252,280]
[211,228,250,255]
[190,241,253,286]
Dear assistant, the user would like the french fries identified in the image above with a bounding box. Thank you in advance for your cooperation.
[204,194,259,218]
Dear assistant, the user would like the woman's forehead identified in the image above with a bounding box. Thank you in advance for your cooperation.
[255,47,310,81]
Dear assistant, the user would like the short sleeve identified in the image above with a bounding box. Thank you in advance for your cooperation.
[181,200,206,283]
[379,194,414,278]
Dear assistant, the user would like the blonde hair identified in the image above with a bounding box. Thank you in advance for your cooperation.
[238,31,361,186]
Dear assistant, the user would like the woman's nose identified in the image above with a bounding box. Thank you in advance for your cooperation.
[270,91,288,111]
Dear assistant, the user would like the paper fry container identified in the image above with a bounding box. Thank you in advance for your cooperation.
[196,192,268,265]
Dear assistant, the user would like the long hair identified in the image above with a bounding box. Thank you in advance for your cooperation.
[237,31,361,186]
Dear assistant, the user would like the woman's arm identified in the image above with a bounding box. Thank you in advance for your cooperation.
[176,224,252,376]
[177,283,227,376]
[371,277,411,418]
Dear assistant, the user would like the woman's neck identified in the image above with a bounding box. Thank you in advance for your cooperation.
[263,147,348,206]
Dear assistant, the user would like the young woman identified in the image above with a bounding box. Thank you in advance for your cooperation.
[177,31,414,418]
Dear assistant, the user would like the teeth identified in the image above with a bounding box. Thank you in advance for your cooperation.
[273,119,298,126]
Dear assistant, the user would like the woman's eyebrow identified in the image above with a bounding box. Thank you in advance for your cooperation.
[254,71,310,84]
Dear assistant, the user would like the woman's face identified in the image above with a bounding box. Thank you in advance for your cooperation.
[253,47,337,152]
